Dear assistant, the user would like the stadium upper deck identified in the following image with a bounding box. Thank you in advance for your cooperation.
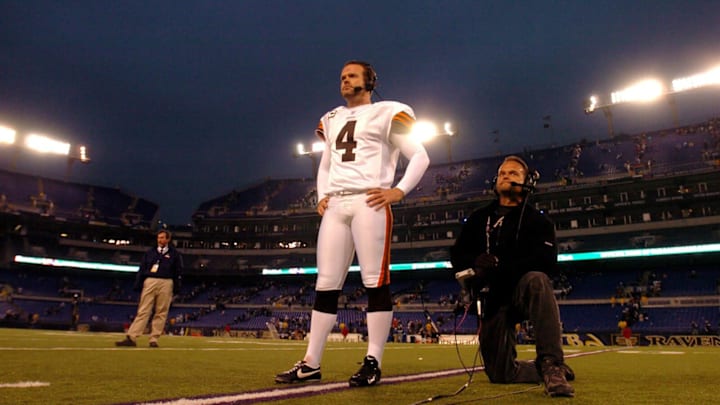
[0,168,158,228]
[192,117,720,219]
[1,117,720,275]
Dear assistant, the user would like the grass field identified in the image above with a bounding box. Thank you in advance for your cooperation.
[0,328,718,404]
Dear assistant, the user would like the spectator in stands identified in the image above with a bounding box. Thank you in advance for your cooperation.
[115,230,182,348]
[450,155,574,397]
[275,60,429,387]
[622,323,633,346]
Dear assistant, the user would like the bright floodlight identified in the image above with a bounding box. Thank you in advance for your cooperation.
[295,143,307,155]
[0,125,16,145]
[410,121,439,143]
[25,134,71,155]
[611,79,665,104]
[672,66,720,93]
[296,141,324,156]
[584,95,599,114]
[77,145,90,162]
[311,141,324,153]
[443,122,455,136]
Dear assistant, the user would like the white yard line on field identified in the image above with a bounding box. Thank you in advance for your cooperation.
[0,381,50,388]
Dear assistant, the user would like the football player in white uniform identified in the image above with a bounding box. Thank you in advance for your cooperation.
[276,61,430,387]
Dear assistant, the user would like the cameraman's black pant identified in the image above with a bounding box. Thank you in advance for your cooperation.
[480,271,565,383]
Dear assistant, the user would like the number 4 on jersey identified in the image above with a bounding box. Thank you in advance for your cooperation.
[335,121,357,162]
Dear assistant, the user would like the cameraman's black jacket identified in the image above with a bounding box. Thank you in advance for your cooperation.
[450,200,557,317]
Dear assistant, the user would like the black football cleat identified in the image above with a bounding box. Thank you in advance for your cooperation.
[275,361,321,384]
[349,355,381,387]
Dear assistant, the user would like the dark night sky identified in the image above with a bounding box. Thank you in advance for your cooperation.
[1,1,719,224]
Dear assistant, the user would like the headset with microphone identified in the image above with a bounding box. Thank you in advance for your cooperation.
[488,155,541,243]
[510,171,540,191]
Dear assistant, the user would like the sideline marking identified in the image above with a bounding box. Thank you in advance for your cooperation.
[136,367,484,405]
[0,381,50,388]
[618,350,685,355]
[133,348,614,405]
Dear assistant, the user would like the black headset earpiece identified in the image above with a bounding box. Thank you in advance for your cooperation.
[365,64,377,92]
[365,65,377,91]
[525,169,540,189]
[344,60,377,92]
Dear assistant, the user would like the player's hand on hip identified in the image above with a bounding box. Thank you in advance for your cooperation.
[366,188,404,210]
[317,196,330,216]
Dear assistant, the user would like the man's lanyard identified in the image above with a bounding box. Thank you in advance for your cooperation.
[485,215,504,254]
[151,247,167,273]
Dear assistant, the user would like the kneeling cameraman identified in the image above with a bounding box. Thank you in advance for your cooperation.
[450,156,574,397]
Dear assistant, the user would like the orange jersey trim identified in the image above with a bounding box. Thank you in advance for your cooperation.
[315,121,325,141]
[377,205,393,287]
[391,111,414,134]
[392,111,414,128]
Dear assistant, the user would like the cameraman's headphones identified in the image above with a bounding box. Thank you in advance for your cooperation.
[490,155,540,196]
[344,60,377,92]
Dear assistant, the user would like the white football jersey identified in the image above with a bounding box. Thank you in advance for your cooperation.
[316,101,415,196]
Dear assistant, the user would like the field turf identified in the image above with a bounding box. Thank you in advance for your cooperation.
[0,328,717,404]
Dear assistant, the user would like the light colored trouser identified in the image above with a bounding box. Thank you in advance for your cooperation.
[127,278,173,343]
[316,193,393,290]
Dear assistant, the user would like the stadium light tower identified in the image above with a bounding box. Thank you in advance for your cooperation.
[671,65,720,93]
[584,95,615,138]
[23,133,91,179]
[25,133,72,155]
[584,78,665,138]
[410,120,457,162]
[0,125,16,145]
[293,141,323,178]
[0,124,22,169]
[66,144,91,179]
[1,124,91,179]
[668,65,720,127]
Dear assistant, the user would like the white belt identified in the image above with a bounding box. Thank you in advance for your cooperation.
[327,190,366,196]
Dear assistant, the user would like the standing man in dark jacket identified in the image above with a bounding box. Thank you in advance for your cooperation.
[450,155,574,397]
[116,230,182,348]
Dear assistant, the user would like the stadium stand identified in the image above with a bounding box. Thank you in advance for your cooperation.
[0,168,158,226]
[3,117,720,345]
